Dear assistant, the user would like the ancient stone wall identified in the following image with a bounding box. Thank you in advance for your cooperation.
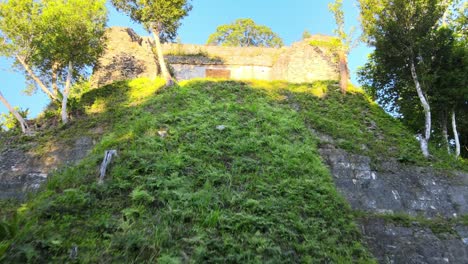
[90,27,157,88]
[0,136,95,199]
[162,43,282,66]
[271,38,339,83]
[91,27,339,87]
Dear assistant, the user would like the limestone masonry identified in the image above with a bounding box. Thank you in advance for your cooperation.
[91,27,340,87]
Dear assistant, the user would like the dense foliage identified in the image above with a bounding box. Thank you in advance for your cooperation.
[0,107,28,131]
[0,0,107,124]
[207,18,284,48]
[358,0,468,158]
[111,0,192,42]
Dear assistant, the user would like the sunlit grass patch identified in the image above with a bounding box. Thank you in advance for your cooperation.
[86,97,107,114]
[127,78,165,104]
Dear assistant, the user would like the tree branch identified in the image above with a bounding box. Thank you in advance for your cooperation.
[15,55,58,101]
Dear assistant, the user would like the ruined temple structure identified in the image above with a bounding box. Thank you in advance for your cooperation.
[91,27,340,87]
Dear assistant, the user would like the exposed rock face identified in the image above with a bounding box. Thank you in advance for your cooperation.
[318,143,468,263]
[0,137,94,200]
[319,147,468,218]
[91,27,339,87]
[360,217,468,264]
[90,27,157,88]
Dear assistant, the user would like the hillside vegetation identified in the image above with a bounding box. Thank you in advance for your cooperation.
[1,79,465,263]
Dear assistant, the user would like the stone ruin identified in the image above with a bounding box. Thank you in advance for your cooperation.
[91,27,340,87]
[90,28,157,87]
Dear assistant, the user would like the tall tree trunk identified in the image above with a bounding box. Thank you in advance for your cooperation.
[61,61,73,124]
[451,109,460,157]
[16,55,58,102]
[410,61,431,158]
[51,62,60,98]
[0,90,29,133]
[338,50,349,94]
[441,111,450,154]
[150,28,173,86]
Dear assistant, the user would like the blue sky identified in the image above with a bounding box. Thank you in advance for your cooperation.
[0,0,371,118]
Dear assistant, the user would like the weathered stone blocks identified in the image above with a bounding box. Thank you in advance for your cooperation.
[91,27,339,87]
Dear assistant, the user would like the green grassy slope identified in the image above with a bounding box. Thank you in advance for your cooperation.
[0,78,464,263]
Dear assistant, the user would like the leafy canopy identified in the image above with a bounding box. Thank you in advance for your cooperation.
[358,0,468,157]
[0,107,28,131]
[111,0,192,41]
[0,0,41,58]
[207,18,284,48]
[0,0,107,92]
[357,0,447,112]
[35,0,107,76]
[329,0,355,52]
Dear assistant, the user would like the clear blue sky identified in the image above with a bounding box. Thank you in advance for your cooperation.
[0,0,371,118]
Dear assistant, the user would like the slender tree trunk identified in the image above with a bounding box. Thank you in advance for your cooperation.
[451,109,460,157]
[338,50,349,94]
[51,62,60,98]
[150,28,173,86]
[61,61,73,124]
[16,55,58,102]
[410,61,431,158]
[0,90,29,133]
[441,111,450,154]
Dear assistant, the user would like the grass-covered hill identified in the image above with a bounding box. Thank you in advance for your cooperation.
[0,78,465,263]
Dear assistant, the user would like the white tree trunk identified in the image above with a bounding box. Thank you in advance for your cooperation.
[441,113,450,154]
[151,28,173,86]
[51,62,60,98]
[451,109,460,157]
[16,55,58,102]
[61,61,73,124]
[410,61,431,158]
[0,90,29,133]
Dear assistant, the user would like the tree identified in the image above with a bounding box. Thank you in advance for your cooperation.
[430,5,467,157]
[358,0,450,158]
[0,0,107,124]
[448,2,467,158]
[39,0,107,124]
[0,0,58,102]
[329,0,357,94]
[0,91,29,133]
[207,18,283,48]
[451,3,468,158]
[112,0,193,86]
[302,29,312,40]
